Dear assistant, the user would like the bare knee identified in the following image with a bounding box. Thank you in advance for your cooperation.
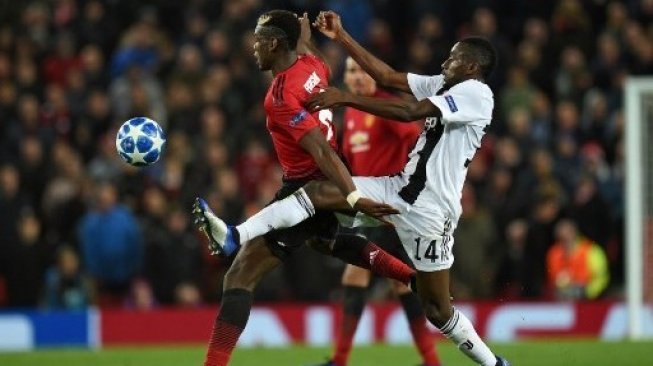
[389,279,411,295]
[342,265,371,287]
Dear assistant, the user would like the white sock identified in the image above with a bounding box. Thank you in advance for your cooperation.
[440,307,497,366]
[236,188,316,244]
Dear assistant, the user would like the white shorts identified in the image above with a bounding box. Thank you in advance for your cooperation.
[352,176,455,272]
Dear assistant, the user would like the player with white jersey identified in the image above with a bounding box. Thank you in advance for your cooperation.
[347,72,493,272]
[195,11,510,366]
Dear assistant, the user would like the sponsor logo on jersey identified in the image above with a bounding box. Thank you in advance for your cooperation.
[303,72,321,93]
[349,131,370,153]
[290,109,309,126]
[444,95,458,112]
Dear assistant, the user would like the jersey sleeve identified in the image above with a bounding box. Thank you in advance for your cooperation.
[426,80,494,124]
[407,73,445,101]
[270,88,321,142]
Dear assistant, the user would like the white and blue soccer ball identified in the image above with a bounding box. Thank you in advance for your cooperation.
[115,117,166,166]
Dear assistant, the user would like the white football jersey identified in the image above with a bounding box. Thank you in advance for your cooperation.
[400,73,494,228]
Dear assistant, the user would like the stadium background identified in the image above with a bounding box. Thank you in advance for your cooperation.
[0,0,652,361]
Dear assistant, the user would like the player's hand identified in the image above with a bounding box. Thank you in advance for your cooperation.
[306,87,347,111]
[353,198,400,226]
[313,10,343,40]
[298,12,311,44]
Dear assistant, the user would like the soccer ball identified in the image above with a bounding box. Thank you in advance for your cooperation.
[115,117,166,166]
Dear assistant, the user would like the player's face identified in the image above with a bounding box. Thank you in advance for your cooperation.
[343,58,376,96]
[253,31,274,71]
[441,43,474,85]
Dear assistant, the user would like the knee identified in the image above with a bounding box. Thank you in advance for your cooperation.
[420,296,453,328]
[342,265,371,287]
[390,279,411,295]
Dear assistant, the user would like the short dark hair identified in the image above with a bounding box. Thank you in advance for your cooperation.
[459,37,497,79]
[257,10,300,50]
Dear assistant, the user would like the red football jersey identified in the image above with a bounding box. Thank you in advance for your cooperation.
[342,90,422,176]
[264,54,337,180]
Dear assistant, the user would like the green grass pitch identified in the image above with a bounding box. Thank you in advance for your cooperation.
[1,340,651,365]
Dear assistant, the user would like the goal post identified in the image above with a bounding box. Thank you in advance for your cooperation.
[624,77,653,340]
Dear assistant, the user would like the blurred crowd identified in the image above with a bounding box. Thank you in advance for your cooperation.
[0,0,651,309]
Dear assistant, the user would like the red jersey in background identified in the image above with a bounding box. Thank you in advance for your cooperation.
[342,90,422,176]
[264,54,336,180]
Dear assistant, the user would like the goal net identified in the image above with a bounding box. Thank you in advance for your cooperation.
[625,77,653,339]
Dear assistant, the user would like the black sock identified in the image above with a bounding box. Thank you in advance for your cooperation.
[331,235,368,268]
[333,286,367,365]
[217,288,252,325]
[342,285,366,317]
[205,288,253,365]
[399,291,425,321]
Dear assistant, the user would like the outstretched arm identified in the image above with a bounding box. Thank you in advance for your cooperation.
[306,87,441,121]
[299,128,399,221]
[297,13,329,62]
[314,11,410,93]
[299,128,356,197]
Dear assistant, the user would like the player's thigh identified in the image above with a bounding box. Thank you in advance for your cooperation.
[303,176,395,210]
[341,264,372,287]
[303,180,348,210]
[224,236,282,291]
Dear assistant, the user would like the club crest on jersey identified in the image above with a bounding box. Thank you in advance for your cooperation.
[303,72,321,93]
[291,109,309,126]
[444,95,458,112]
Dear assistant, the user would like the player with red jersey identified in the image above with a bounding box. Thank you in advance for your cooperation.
[341,81,421,176]
[265,53,337,180]
[192,11,415,366]
[311,58,440,366]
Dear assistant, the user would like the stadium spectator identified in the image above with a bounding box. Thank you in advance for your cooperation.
[546,219,609,300]
[523,193,563,298]
[79,180,142,306]
[43,245,95,310]
[496,219,530,300]
[41,142,86,248]
[452,184,499,300]
[0,165,31,271]
[141,191,203,305]
[568,175,612,247]
[4,208,48,307]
